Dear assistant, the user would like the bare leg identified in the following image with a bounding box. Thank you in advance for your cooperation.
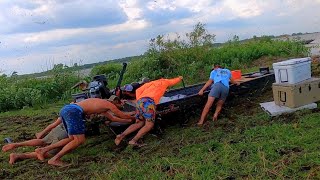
[198,96,215,125]
[115,120,144,145]
[2,139,45,152]
[9,152,50,165]
[48,135,85,167]
[213,100,224,121]
[35,137,72,161]
[129,120,154,145]
[35,117,62,139]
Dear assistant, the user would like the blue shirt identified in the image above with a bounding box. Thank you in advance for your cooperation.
[209,68,231,88]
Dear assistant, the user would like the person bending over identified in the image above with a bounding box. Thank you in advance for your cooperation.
[34,98,134,167]
[120,77,151,100]
[197,64,240,126]
[115,76,183,146]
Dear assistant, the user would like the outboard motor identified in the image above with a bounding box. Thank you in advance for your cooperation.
[88,74,111,99]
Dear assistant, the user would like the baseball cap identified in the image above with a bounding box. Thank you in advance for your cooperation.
[108,95,120,102]
[120,84,133,92]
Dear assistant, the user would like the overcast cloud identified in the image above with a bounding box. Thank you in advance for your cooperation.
[0,0,319,75]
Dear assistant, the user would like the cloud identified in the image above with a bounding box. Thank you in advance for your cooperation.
[0,0,128,34]
[1,0,320,75]
[222,0,264,18]
[1,40,147,74]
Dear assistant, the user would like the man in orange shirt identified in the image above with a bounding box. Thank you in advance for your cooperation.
[115,76,183,146]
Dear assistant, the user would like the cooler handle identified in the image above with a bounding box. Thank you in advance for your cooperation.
[279,69,288,83]
[279,91,286,102]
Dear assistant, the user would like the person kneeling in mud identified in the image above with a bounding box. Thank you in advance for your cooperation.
[115,76,183,147]
[2,117,67,165]
[34,98,134,167]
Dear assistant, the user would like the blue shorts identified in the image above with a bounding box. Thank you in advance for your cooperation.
[135,97,156,123]
[60,104,85,135]
[209,82,229,101]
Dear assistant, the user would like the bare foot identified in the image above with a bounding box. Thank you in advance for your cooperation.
[48,158,71,167]
[114,134,124,146]
[35,148,46,161]
[213,114,218,121]
[196,123,204,127]
[128,140,146,147]
[35,132,42,139]
[197,119,205,126]
[2,144,16,152]
[9,153,19,165]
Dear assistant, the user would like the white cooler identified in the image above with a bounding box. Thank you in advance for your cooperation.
[273,57,311,84]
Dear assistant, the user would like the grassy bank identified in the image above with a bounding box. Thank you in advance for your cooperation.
[1,90,319,179]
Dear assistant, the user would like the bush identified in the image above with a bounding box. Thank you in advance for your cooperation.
[0,71,80,112]
[0,22,310,112]
[121,26,309,84]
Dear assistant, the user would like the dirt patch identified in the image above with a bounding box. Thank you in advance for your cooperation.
[276,147,303,156]
[312,55,320,63]
[271,113,300,124]
[16,131,34,141]
[0,169,12,179]
[311,59,320,77]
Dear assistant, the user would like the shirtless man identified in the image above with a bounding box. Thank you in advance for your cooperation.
[35,98,134,167]
[3,97,134,165]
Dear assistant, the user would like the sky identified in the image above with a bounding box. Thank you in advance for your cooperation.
[0,0,320,75]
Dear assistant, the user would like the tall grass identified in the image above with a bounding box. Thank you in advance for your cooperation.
[0,23,310,112]
[92,23,309,85]
[0,70,80,112]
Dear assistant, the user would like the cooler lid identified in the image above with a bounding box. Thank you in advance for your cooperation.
[273,57,311,66]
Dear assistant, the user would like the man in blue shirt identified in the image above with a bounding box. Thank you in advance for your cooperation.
[197,64,240,126]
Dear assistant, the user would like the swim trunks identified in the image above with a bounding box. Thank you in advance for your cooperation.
[60,104,85,135]
[135,97,156,123]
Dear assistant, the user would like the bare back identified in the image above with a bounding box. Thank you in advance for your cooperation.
[76,98,115,115]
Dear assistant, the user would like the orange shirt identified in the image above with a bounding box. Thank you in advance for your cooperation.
[136,77,182,104]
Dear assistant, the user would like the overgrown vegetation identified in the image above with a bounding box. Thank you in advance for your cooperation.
[0,22,310,112]
[0,23,318,179]
[1,91,319,179]
[93,23,309,86]
[0,66,80,112]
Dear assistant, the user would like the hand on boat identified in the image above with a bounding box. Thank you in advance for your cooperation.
[198,90,204,96]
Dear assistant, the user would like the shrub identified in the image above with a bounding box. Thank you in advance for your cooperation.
[0,22,310,112]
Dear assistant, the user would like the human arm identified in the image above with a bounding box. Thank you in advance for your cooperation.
[108,104,134,119]
[135,84,147,99]
[198,79,213,96]
[99,112,133,123]
[166,76,183,87]
[230,77,240,86]
[35,117,62,139]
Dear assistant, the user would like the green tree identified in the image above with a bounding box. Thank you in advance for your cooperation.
[11,71,18,77]
[53,63,64,71]
[186,22,215,47]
